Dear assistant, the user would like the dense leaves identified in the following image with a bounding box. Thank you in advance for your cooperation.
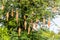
[0,0,59,40]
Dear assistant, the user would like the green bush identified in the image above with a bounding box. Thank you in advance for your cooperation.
[0,27,60,40]
[0,27,10,40]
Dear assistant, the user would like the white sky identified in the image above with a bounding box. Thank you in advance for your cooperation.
[49,15,60,34]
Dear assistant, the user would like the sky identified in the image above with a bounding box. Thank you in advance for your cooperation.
[49,15,60,34]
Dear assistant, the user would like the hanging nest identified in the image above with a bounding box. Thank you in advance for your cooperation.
[18,27,21,36]
[28,25,30,34]
[24,15,26,20]
[48,17,50,27]
[24,21,27,30]
[1,5,4,10]
[6,12,9,21]
[24,15,27,30]
[16,10,18,23]
[52,7,57,12]
[43,18,46,24]
[11,9,14,17]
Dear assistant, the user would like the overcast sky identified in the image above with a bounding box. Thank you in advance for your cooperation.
[49,15,60,34]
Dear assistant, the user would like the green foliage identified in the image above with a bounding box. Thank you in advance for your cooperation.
[0,27,10,40]
[0,0,60,40]
[0,27,60,40]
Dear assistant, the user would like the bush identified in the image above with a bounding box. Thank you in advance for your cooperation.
[0,27,10,40]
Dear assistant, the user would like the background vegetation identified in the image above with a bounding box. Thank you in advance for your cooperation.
[0,0,60,40]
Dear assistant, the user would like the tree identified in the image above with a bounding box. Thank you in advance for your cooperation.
[0,0,59,40]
